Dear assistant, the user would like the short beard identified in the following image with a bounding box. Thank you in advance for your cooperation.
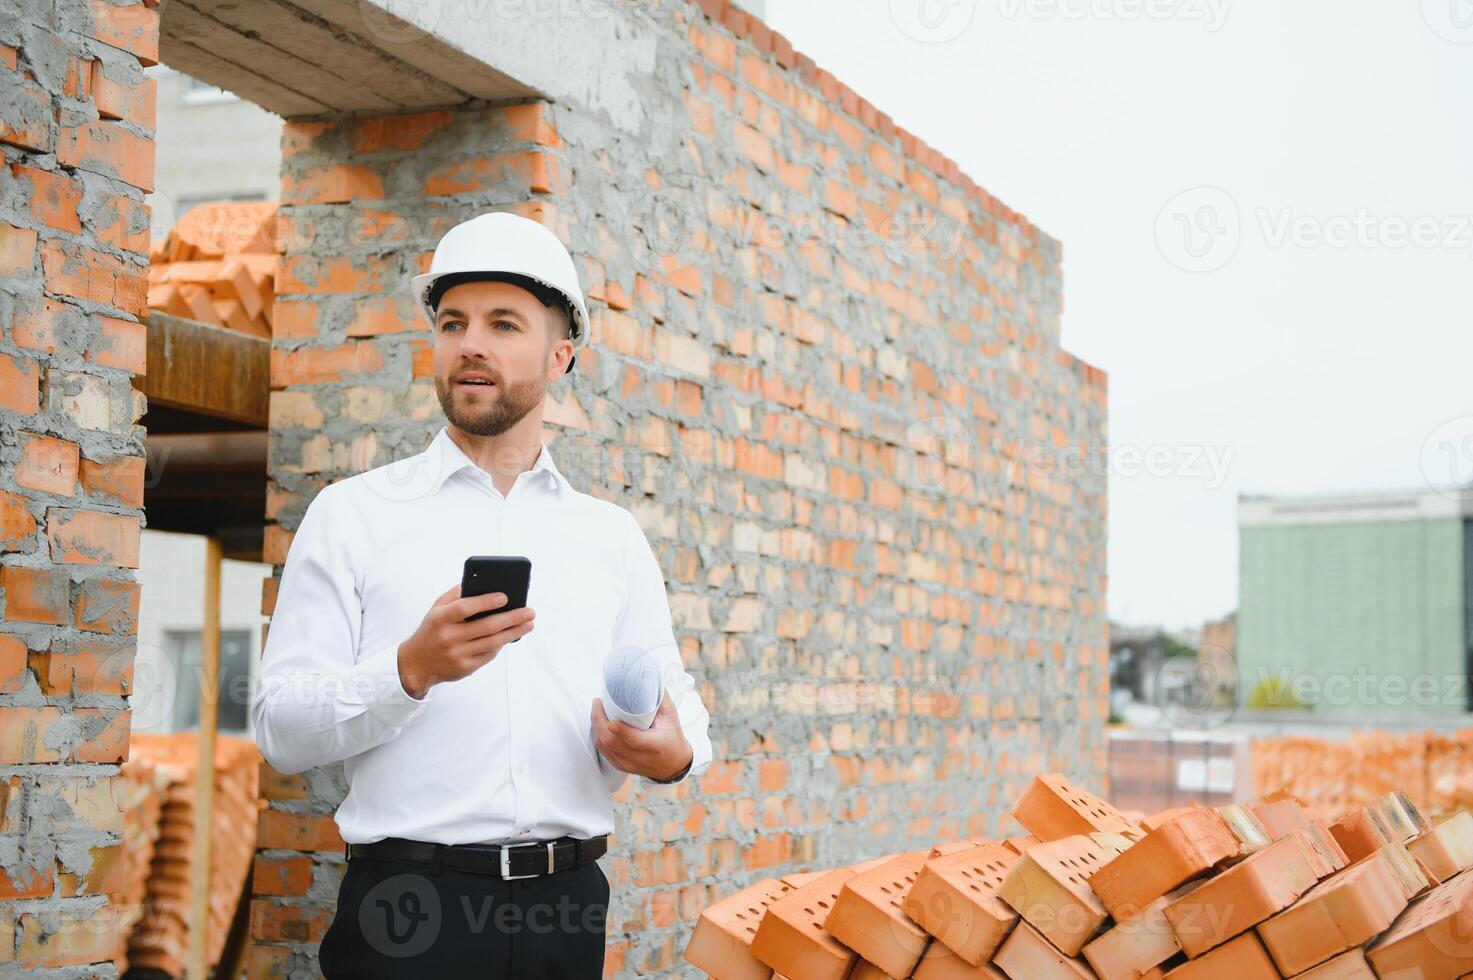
[435,371,545,437]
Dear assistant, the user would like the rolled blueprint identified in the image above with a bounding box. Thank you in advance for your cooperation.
[599,643,663,730]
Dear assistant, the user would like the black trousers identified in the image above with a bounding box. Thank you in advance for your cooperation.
[319,849,609,978]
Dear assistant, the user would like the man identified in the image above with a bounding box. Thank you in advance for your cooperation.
[251,212,714,977]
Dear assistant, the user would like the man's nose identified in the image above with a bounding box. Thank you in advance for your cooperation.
[457,320,498,358]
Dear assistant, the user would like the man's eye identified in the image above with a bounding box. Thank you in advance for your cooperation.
[440,322,463,332]
[496,321,517,331]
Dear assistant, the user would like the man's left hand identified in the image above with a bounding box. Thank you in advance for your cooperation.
[591,692,692,781]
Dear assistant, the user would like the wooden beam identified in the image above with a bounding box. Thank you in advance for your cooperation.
[138,312,270,428]
[190,535,223,980]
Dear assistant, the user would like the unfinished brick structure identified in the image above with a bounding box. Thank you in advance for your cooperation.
[0,0,1107,975]
[0,0,155,972]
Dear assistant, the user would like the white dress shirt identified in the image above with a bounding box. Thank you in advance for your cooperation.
[251,424,713,846]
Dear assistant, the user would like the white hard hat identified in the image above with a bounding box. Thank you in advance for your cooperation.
[410,212,590,373]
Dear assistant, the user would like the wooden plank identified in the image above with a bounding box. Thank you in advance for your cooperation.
[189,535,222,980]
[188,0,472,109]
[138,311,270,427]
[157,38,331,117]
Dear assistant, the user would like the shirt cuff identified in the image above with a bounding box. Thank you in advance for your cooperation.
[344,644,433,722]
[645,740,697,785]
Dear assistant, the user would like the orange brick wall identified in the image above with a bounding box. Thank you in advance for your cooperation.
[248,2,1107,976]
[0,0,156,972]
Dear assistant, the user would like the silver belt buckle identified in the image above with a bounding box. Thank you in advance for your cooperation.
[500,841,557,879]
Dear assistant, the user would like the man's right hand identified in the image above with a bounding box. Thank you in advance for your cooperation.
[397,583,536,699]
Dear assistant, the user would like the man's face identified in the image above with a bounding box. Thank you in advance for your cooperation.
[431,279,566,438]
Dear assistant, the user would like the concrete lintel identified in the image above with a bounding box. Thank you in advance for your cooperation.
[159,0,535,117]
[303,0,658,130]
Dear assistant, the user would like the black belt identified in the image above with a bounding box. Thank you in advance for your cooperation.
[347,834,608,880]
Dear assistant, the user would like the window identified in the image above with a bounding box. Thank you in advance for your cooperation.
[161,629,254,733]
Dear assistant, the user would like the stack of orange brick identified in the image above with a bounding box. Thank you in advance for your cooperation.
[113,753,169,974]
[145,200,277,337]
[1348,733,1429,811]
[1252,737,1357,821]
[1253,728,1473,823]
[123,733,263,976]
[686,772,1473,979]
[1426,733,1473,813]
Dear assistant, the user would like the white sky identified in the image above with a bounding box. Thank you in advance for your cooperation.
[762,0,1473,629]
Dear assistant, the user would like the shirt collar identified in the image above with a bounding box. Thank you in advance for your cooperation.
[426,425,571,501]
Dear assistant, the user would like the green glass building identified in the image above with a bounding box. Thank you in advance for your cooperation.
[1237,489,1473,717]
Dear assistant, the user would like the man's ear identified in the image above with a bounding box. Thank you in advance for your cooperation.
[542,340,562,377]
[547,342,571,380]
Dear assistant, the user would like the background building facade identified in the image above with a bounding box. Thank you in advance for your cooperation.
[1238,489,1473,717]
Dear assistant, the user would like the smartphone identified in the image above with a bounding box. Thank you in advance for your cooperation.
[461,556,532,622]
